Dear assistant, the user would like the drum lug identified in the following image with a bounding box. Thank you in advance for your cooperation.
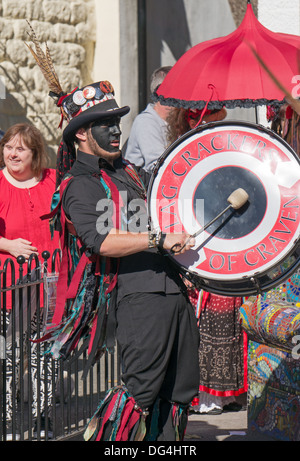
[250,276,263,295]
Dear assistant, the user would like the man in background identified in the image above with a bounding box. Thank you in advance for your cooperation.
[124,66,172,171]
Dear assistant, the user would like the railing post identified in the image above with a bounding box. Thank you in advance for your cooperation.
[27,253,41,440]
[42,251,50,276]
[16,255,26,440]
[2,258,16,441]
[50,249,61,274]
[0,261,3,441]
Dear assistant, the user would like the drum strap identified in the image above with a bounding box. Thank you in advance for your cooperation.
[38,161,146,365]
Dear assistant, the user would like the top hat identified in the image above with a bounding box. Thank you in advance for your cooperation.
[59,81,130,142]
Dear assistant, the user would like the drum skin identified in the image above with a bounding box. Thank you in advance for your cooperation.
[148,121,300,296]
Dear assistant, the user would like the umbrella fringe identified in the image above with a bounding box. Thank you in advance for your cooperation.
[153,91,285,111]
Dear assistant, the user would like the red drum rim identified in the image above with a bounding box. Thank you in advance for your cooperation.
[148,121,300,296]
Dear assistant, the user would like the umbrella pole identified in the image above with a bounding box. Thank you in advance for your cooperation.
[255,106,258,124]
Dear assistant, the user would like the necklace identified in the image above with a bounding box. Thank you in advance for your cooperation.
[3,167,41,188]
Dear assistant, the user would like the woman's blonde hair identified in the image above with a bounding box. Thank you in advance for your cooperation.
[0,123,49,177]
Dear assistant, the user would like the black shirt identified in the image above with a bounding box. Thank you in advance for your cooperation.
[63,150,181,300]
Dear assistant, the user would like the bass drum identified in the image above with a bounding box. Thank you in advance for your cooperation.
[148,121,300,296]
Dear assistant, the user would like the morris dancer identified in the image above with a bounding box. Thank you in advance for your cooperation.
[45,80,200,441]
[23,33,201,438]
[25,23,200,439]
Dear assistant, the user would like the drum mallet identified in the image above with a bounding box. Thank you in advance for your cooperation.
[171,188,249,254]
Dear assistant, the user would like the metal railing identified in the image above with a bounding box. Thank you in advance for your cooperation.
[0,250,121,441]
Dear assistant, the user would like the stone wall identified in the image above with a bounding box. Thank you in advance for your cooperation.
[0,0,96,166]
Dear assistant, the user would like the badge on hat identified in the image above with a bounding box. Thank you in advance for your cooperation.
[72,90,86,106]
[83,86,96,100]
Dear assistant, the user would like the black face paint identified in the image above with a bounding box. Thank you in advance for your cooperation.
[91,117,122,153]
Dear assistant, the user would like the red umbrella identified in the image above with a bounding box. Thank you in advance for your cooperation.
[155,2,300,110]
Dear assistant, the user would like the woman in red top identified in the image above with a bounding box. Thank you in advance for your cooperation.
[0,124,59,262]
[0,123,60,439]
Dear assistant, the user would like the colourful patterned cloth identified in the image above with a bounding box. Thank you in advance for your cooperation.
[196,293,247,397]
[243,272,300,440]
[240,278,300,352]
[247,340,300,441]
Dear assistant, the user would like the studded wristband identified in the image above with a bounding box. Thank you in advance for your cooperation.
[148,229,162,248]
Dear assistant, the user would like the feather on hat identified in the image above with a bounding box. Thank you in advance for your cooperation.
[24,22,130,184]
[24,21,129,139]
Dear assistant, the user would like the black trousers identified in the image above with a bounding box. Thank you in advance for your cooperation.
[116,291,200,411]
